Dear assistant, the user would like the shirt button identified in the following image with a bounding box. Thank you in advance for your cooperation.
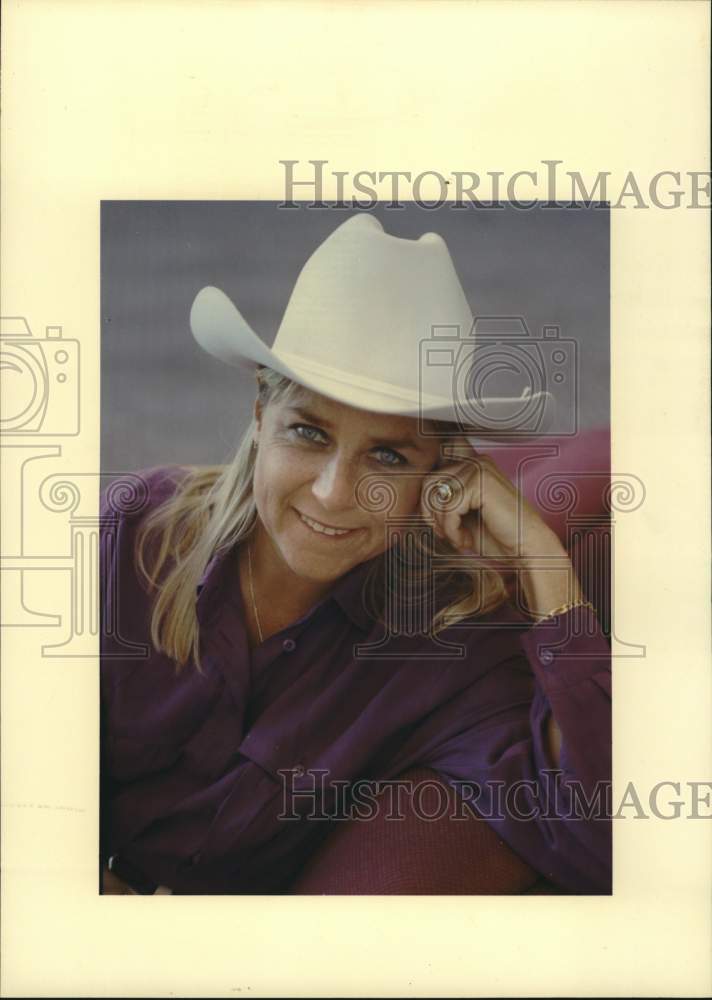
[293,763,306,777]
[282,638,297,653]
[540,650,554,665]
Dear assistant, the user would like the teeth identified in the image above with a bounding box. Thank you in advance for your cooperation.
[299,512,352,536]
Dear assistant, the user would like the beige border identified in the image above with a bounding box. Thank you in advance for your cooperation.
[2,0,710,996]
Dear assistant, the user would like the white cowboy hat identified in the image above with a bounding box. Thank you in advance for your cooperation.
[189,213,554,437]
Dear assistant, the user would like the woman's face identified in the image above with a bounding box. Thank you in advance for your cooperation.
[252,388,445,585]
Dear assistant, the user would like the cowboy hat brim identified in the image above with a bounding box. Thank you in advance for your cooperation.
[190,285,555,435]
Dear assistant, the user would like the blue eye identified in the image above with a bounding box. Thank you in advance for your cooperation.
[291,423,328,444]
[288,423,406,467]
[373,447,407,467]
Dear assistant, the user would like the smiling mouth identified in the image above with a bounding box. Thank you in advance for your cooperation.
[295,509,360,538]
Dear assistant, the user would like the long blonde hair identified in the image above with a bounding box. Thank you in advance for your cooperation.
[136,367,511,671]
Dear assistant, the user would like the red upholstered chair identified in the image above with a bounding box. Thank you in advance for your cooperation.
[287,429,611,895]
[489,426,612,639]
[290,766,550,895]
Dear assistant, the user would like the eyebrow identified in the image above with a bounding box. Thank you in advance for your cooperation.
[285,406,427,452]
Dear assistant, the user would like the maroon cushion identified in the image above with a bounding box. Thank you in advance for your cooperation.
[486,427,611,545]
[489,428,611,635]
[289,768,551,895]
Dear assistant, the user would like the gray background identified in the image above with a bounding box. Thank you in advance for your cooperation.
[101,202,609,475]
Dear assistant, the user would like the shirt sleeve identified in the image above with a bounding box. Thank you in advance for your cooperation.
[420,603,612,894]
[99,464,189,864]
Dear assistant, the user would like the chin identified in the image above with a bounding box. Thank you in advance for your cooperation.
[275,531,371,583]
[279,550,352,585]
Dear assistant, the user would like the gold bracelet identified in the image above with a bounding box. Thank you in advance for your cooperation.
[530,599,596,624]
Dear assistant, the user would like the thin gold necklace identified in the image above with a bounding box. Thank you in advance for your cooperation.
[246,538,264,644]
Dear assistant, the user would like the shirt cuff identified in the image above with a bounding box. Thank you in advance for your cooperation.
[519,603,610,694]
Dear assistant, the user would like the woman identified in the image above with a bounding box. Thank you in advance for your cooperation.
[100,214,611,894]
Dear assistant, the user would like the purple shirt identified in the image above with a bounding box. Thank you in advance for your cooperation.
[100,464,612,894]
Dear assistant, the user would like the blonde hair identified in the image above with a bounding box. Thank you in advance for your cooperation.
[136,367,511,672]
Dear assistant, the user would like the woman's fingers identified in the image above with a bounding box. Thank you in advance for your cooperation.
[422,463,475,548]
[422,452,525,553]
[441,502,476,550]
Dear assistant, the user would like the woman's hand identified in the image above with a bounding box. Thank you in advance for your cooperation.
[101,865,137,894]
[419,448,584,618]
[420,449,558,559]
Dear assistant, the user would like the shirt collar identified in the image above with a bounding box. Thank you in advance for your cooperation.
[327,553,380,632]
[195,541,379,633]
[196,549,228,595]
[195,544,237,627]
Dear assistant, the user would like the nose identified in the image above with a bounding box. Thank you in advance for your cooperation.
[311,452,356,513]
